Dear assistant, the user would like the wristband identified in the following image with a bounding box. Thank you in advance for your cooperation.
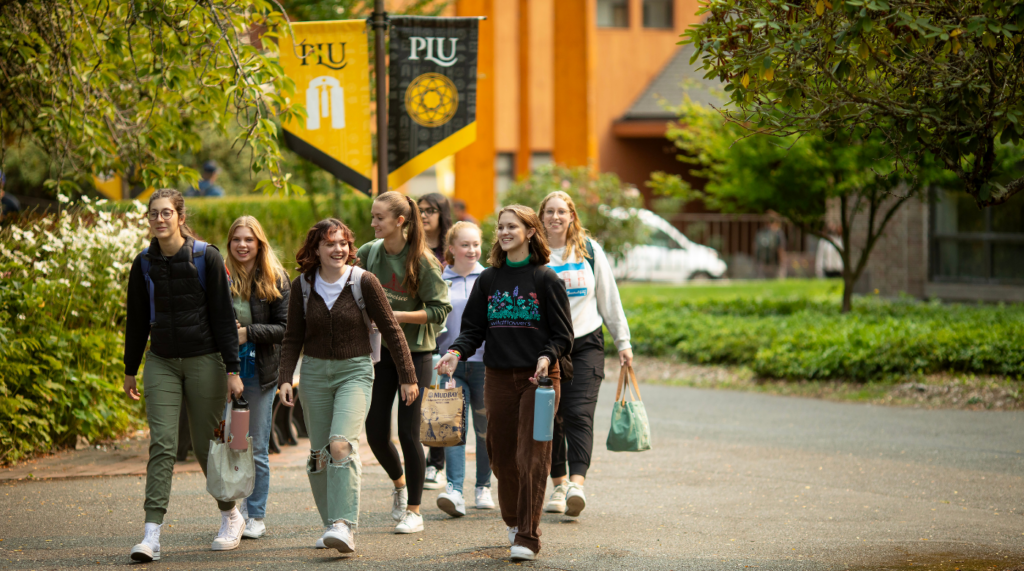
[447,349,462,360]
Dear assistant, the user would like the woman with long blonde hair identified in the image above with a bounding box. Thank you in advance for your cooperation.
[224,215,290,540]
[436,205,573,562]
[537,191,632,519]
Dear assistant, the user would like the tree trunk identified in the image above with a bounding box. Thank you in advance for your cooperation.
[841,272,854,313]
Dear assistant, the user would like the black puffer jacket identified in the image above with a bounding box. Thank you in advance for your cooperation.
[124,237,240,376]
[243,268,290,391]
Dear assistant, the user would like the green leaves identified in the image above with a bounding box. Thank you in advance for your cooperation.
[1,0,301,197]
[683,0,1024,208]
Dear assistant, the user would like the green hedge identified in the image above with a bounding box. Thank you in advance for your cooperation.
[614,284,1024,381]
[112,193,376,277]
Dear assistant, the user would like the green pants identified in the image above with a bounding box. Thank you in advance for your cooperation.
[298,355,374,527]
[142,351,234,524]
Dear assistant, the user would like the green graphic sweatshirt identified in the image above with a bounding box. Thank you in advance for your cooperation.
[357,239,452,353]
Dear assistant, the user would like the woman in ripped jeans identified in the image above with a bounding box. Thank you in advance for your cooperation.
[278,219,417,554]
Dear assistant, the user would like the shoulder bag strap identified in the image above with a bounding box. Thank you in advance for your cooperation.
[300,273,312,315]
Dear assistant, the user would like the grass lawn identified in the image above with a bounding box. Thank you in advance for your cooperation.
[611,278,1024,382]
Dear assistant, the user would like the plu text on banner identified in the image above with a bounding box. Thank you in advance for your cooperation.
[280,20,373,194]
[387,16,479,190]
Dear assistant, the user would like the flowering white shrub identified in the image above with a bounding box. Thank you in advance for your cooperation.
[0,198,149,464]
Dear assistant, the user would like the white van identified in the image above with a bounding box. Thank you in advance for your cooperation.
[606,208,727,282]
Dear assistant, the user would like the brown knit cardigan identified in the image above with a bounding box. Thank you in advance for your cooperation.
[278,270,417,386]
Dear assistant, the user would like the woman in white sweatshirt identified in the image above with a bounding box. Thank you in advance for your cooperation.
[537,191,632,518]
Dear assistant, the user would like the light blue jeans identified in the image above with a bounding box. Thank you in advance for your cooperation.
[241,378,275,519]
[444,361,491,493]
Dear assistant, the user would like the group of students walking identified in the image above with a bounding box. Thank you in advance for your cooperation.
[122,187,632,563]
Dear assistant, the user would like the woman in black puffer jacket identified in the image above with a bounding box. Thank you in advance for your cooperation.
[225,215,290,540]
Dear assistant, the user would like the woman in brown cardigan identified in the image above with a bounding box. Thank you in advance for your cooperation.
[278,219,417,555]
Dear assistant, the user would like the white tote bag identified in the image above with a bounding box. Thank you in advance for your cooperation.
[206,402,255,502]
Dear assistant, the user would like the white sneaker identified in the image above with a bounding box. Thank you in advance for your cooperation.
[564,482,586,517]
[211,507,244,551]
[242,517,265,539]
[130,523,161,562]
[544,482,568,513]
[321,521,355,554]
[314,526,328,549]
[510,545,536,561]
[507,526,518,546]
[475,486,495,509]
[436,483,466,517]
[391,486,408,522]
[394,510,423,534]
[423,466,445,490]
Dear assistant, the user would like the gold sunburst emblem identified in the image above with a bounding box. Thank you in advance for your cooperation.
[404,72,459,128]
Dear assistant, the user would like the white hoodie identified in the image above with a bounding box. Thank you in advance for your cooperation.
[547,238,631,352]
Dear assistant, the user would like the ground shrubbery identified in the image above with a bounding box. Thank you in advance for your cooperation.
[615,281,1024,381]
[0,199,149,464]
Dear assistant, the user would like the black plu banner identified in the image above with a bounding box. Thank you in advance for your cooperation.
[387,16,478,189]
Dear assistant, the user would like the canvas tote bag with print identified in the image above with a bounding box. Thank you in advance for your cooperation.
[420,374,467,447]
[606,364,652,452]
[207,401,255,502]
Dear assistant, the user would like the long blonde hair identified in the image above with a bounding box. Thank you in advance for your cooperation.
[538,190,590,263]
[225,216,285,302]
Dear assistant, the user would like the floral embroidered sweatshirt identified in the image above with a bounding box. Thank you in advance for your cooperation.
[448,260,574,370]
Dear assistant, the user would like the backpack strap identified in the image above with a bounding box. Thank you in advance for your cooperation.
[584,237,595,274]
[141,248,156,323]
[348,266,382,363]
[192,240,208,291]
[300,272,312,315]
[366,239,384,273]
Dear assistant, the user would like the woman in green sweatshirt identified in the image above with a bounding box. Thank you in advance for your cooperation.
[357,191,452,534]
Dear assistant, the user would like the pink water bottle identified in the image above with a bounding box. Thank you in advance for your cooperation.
[229,396,250,450]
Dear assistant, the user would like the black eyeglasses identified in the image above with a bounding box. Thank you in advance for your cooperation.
[420,207,440,216]
[148,209,175,221]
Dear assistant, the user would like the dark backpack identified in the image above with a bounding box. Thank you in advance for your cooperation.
[140,240,209,323]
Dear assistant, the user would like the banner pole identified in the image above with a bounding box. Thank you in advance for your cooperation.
[372,0,388,194]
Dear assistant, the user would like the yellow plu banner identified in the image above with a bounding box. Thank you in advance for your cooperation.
[280,20,372,194]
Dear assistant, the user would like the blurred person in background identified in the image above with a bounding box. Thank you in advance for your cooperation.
[187,161,225,197]
[754,217,787,279]
[452,198,477,224]
[815,224,844,278]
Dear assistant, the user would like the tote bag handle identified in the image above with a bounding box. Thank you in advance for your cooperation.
[614,365,642,405]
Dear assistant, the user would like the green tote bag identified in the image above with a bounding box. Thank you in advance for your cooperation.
[606,365,652,452]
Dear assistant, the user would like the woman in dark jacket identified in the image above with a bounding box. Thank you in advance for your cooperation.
[123,189,244,562]
[224,215,290,540]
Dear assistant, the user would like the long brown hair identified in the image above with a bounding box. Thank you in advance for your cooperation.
[539,190,591,263]
[295,219,360,282]
[147,188,199,240]
[444,221,482,266]
[375,191,436,293]
[225,216,285,302]
[487,204,551,268]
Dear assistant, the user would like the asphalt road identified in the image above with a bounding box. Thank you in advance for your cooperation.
[2,382,1023,570]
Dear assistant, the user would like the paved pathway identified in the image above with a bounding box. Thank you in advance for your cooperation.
[1,381,1022,570]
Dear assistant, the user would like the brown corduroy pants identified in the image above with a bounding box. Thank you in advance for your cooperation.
[484,363,560,554]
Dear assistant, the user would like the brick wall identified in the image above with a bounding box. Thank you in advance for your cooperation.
[842,195,929,298]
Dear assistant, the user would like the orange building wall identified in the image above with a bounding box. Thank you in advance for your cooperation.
[489,0,702,180]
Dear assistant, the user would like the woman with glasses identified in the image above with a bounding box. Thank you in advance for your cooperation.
[417,193,453,269]
[123,189,244,562]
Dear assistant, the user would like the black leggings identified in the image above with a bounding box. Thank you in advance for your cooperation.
[551,329,606,479]
[365,346,433,506]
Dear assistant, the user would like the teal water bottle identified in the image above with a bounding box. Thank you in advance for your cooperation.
[533,376,555,441]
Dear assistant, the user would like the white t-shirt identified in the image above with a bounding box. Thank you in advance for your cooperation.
[547,238,631,351]
[315,266,351,310]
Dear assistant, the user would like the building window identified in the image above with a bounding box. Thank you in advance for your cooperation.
[643,0,673,29]
[530,152,553,171]
[495,153,514,199]
[931,189,1024,283]
[597,0,629,28]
